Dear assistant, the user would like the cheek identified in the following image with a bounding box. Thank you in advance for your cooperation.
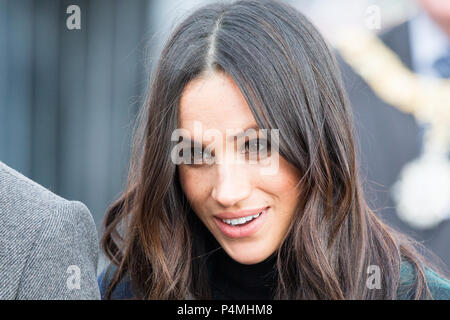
[252,156,301,226]
[253,157,301,197]
[178,166,210,209]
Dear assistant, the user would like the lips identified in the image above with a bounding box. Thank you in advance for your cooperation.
[214,207,269,239]
[215,206,269,220]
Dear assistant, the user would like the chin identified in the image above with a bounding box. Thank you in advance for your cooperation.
[221,240,275,265]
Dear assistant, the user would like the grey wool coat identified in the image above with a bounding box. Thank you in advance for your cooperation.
[0,161,100,299]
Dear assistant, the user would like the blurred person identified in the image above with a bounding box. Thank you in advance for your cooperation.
[338,0,450,268]
[98,0,450,299]
[0,161,100,299]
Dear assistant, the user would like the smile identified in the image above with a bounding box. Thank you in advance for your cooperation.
[214,207,269,239]
[221,211,262,226]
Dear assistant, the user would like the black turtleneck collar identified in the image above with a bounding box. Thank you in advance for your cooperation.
[205,241,278,300]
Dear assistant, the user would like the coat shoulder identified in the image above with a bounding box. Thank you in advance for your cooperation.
[98,264,135,299]
[0,161,100,299]
[399,261,450,300]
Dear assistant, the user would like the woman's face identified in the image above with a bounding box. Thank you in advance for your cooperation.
[178,71,301,264]
[419,0,450,36]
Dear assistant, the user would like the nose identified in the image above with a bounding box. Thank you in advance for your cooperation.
[211,161,251,208]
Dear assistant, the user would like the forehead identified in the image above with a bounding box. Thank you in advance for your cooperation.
[178,71,257,132]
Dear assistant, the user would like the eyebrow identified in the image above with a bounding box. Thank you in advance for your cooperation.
[229,124,260,141]
[180,124,261,148]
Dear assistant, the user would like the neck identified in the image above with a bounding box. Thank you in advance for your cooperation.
[206,241,278,299]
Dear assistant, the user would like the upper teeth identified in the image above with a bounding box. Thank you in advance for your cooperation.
[222,212,262,225]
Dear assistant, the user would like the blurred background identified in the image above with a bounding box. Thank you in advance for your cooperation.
[1,0,449,271]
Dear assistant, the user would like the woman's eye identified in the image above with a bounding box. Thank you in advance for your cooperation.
[243,138,270,155]
[192,148,203,158]
[189,147,214,165]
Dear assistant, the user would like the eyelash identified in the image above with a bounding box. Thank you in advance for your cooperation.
[186,138,271,166]
[243,138,270,154]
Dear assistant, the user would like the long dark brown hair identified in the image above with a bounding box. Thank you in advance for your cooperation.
[101,0,446,299]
